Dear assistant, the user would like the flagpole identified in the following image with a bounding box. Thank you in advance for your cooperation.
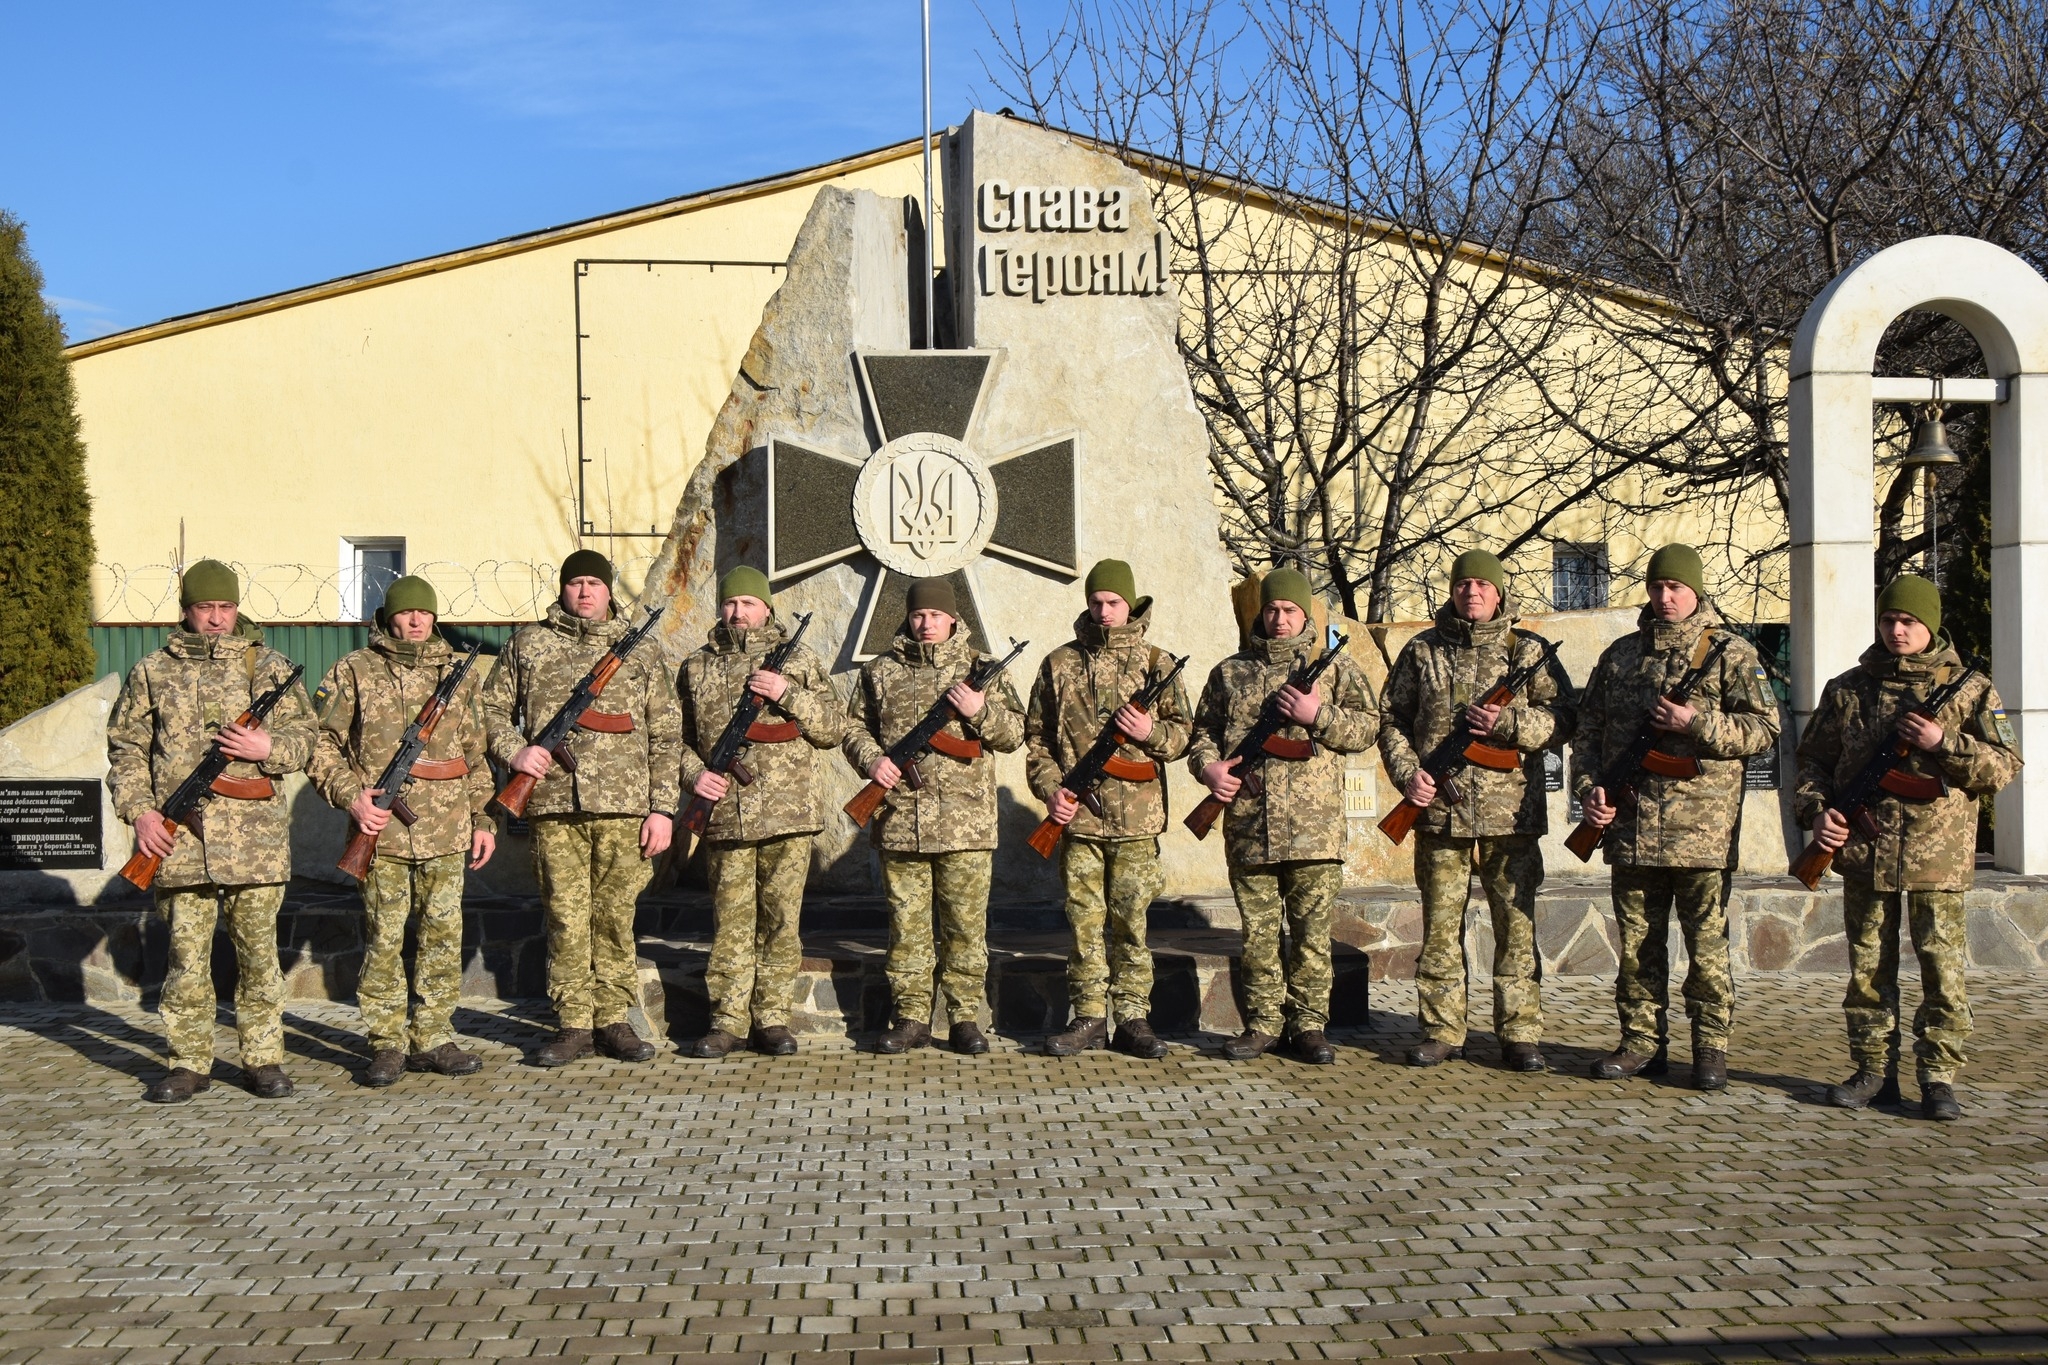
[922,0,935,350]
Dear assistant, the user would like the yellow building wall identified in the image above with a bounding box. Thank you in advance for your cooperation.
[71,146,932,621]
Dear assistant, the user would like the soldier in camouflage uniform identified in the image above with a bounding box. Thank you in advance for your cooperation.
[107,560,317,1103]
[1572,544,1780,1091]
[1795,575,2020,1121]
[678,566,845,1059]
[309,577,496,1088]
[1379,550,1575,1072]
[844,577,1025,1056]
[1026,560,1194,1059]
[1188,569,1379,1064]
[482,550,683,1068]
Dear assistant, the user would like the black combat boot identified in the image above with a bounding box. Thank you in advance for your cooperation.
[1591,1044,1668,1079]
[1921,1081,1962,1121]
[407,1042,482,1076]
[595,1022,656,1062]
[1113,1019,1169,1059]
[1828,1068,1899,1109]
[534,1028,594,1067]
[1692,1047,1728,1091]
[143,1068,210,1104]
[949,1022,989,1055]
[363,1049,407,1088]
[753,1026,798,1056]
[690,1030,743,1059]
[1046,1016,1107,1056]
[1500,1041,1546,1073]
[246,1065,295,1099]
[1222,1029,1279,1060]
[1293,1030,1336,1065]
[877,1019,931,1054]
[1407,1039,1463,1067]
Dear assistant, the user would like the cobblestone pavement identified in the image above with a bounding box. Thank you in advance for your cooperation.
[2,975,2046,1365]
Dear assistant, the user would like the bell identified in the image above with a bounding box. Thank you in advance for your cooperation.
[1901,403,1960,468]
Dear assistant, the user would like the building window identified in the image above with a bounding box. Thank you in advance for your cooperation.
[1552,543,1608,611]
[343,538,406,620]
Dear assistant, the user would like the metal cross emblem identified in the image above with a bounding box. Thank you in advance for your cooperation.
[764,350,1080,657]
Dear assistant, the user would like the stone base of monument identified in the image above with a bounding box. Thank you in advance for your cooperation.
[6,878,2046,1041]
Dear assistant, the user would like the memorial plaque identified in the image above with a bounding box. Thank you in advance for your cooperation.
[1744,748,1781,790]
[0,779,103,870]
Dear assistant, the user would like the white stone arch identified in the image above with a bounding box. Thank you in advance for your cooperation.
[1790,235,2048,871]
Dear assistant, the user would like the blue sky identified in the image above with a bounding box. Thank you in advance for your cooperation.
[3,2,1066,341]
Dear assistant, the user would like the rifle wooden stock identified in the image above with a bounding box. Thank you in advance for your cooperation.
[1563,817,1606,862]
[1183,794,1228,840]
[678,795,715,836]
[1376,799,1424,845]
[1026,818,1064,859]
[843,780,889,828]
[118,820,178,891]
[1789,839,1834,890]
[336,825,380,881]
[489,770,540,821]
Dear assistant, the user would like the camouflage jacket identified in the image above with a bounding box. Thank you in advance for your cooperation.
[1186,627,1380,865]
[1379,602,1576,839]
[843,625,1026,853]
[1570,600,1781,869]
[308,631,493,861]
[1024,602,1194,841]
[481,602,684,819]
[105,626,317,889]
[678,617,846,842]
[1794,639,2020,892]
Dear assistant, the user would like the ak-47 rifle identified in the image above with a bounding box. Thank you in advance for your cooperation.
[678,612,813,836]
[336,643,485,880]
[1378,632,1562,846]
[1788,657,1983,890]
[487,606,665,820]
[1026,653,1189,859]
[1183,633,1351,841]
[1563,633,1731,861]
[118,663,306,891]
[843,638,1029,828]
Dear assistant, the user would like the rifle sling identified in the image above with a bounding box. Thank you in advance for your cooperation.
[576,709,635,734]
[209,774,276,800]
[1100,754,1158,782]
[409,757,469,780]
[927,730,982,761]
[745,719,801,744]
[1260,735,1315,761]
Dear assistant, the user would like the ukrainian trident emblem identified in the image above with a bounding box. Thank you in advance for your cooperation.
[761,350,1080,658]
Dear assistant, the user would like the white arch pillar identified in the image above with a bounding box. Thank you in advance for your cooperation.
[1789,235,2048,872]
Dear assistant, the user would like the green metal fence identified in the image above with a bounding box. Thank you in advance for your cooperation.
[91,623,527,686]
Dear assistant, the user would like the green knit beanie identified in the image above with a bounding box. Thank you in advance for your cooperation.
[1448,550,1506,597]
[559,549,614,587]
[718,565,773,606]
[179,559,240,607]
[905,576,957,617]
[1645,543,1705,598]
[1877,573,1941,636]
[1260,568,1314,615]
[379,575,437,617]
[1084,558,1137,606]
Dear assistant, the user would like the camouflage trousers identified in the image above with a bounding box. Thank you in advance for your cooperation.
[880,849,991,1025]
[532,815,650,1031]
[1229,859,1344,1036]
[155,882,286,1072]
[703,833,811,1037]
[1060,835,1164,1023]
[1414,831,1543,1046]
[1841,877,1971,1083]
[358,852,466,1054]
[1611,865,1733,1054]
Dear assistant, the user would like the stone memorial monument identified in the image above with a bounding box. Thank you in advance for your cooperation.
[643,110,1239,896]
